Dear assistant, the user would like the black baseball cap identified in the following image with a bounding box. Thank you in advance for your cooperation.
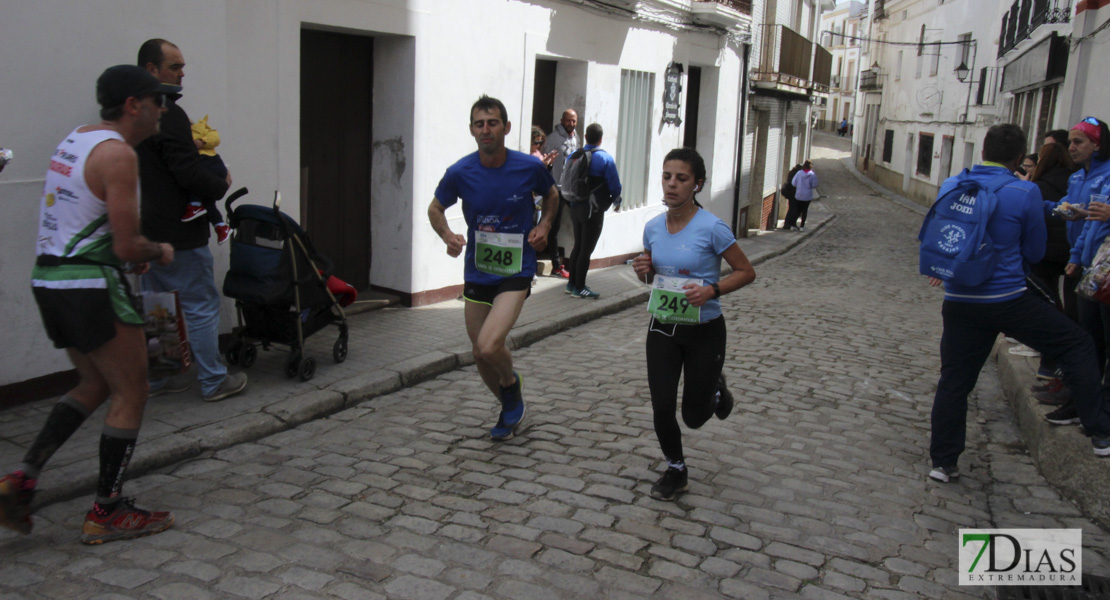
[96,65,181,109]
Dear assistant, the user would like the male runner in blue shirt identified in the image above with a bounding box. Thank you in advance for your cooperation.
[428,95,559,441]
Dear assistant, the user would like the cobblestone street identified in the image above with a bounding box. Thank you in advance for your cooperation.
[2,134,1107,599]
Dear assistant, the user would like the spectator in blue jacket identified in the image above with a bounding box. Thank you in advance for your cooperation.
[1057,118,1110,425]
[927,124,1110,484]
[564,123,621,299]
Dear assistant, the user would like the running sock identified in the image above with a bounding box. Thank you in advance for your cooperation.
[19,395,92,480]
[500,375,520,406]
[667,459,686,471]
[95,426,138,506]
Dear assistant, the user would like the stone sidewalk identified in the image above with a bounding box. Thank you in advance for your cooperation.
[0,203,836,509]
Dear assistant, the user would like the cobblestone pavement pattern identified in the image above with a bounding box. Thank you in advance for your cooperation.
[2,134,1107,599]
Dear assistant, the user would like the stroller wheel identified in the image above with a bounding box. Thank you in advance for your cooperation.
[299,356,317,382]
[225,339,242,366]
[285,351,301,379]
[240,344,258,368]
[333,336,348,364]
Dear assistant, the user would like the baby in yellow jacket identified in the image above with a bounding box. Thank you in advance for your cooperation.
[182,115,231,244]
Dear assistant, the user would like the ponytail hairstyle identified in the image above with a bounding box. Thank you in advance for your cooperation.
[1099,119,1110,162]
[664,147,707,207]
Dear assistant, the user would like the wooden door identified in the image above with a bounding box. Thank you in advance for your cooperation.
[300,29,373,291]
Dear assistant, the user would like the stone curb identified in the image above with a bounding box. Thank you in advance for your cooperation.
[994,343,1110,530]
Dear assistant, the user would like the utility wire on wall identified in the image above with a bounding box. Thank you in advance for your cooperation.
[1070,17,1110,50]
[821,31,974,47]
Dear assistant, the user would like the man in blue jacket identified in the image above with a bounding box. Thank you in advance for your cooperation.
[928,124,1110,484]
[565,123,622,299]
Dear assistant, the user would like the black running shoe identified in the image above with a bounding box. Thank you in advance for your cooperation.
[715,374,734,420]
[650,467,688,501]
[1044,403,1081,426]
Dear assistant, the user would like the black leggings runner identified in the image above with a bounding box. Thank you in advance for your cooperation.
[646,315,727,463]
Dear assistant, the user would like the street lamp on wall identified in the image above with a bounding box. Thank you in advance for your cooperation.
[955,61,971,83]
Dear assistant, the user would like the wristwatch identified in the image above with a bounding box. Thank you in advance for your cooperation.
[711,282,721,299]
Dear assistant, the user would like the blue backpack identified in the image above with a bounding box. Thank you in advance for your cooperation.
[918,170,1013,286]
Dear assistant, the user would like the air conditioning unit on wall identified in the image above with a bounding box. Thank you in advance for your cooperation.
[832,75,841,87]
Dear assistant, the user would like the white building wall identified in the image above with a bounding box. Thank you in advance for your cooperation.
[1057,3,1109,128]
[0,0,751,389]
[863,0,1000,205]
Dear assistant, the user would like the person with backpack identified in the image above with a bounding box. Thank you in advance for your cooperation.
[780,163,802,231]
[923,125,1110,483]
[560,123,622,299]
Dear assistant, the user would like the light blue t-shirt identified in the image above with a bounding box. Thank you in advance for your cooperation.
[643,208,737,322]
[435,150,555,284]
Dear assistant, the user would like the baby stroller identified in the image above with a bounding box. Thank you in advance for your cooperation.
[221,188,351,381]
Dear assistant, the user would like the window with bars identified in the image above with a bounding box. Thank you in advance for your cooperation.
[617,69,655,209]
[917,133,934,177]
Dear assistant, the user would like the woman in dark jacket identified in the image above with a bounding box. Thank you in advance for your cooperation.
[1028,142,1078,317]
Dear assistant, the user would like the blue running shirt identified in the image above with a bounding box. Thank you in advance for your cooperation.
[643,209,737,322]
[435,151,555,284]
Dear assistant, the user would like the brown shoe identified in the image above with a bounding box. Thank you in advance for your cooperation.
[1030,378,1062,394]
[1034,386,1071,406]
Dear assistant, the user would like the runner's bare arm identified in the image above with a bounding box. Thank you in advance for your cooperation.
[428,198,466,257]
[684,243,755,307]
[87,140,173,265]
[528,184,559,251]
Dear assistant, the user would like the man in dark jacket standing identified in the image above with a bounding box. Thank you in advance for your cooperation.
[137,39,247,402]
[564,123,621,299]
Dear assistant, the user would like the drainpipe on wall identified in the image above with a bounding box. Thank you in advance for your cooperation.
[732,42,751,237]
[772,100,791,229]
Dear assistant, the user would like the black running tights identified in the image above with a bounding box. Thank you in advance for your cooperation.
[645,316,726,464]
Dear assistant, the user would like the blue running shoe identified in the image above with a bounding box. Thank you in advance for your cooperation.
[1036,366,1062,381]
[492,373,525,441]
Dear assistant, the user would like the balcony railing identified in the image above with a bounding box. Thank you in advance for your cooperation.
[859,68,882,91]
[752,24,812,91]
[813,45,832,91]
[998,0,1070,57]
[709,0,752,15]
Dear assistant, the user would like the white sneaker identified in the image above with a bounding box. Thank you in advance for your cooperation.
[928,466,959,483]
[1008,344,1039,357]
[203,372,248,402]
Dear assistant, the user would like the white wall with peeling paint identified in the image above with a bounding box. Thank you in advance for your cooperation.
[0,0,754,390]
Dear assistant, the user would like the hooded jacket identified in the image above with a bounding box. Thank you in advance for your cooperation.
[1065,157,1110,267]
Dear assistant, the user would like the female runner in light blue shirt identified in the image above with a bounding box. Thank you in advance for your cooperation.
[632,148,757,501]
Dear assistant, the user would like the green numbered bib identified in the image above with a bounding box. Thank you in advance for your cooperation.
[475,231,524,276]
[648,276,702,325]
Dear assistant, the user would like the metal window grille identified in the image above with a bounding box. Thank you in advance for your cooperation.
[917,133,934,177]
[617,69,655,209]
